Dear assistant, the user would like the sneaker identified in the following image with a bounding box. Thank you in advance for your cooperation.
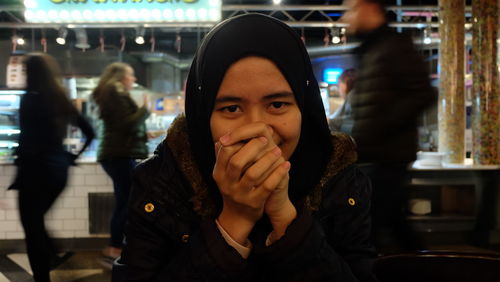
[97,256,114,270]
[50,251,75,270]
[102,246,122,259]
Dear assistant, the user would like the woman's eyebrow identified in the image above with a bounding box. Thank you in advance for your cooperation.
[262,92,294,101]
[214,96,242,104]
[214,92,294,104]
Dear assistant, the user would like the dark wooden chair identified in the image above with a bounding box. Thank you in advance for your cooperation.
[374,250,500,282]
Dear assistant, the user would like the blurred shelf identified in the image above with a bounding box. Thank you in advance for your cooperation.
[0,89,25,95]
[409,215,476,232]
[408,215,475,221]
[409,180,476,186]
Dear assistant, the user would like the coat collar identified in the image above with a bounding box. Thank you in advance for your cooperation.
[165,114,357,218]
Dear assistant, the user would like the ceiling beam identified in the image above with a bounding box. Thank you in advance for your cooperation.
[0,21,449,29]
[0,4,473,29]
[222,5,472,12]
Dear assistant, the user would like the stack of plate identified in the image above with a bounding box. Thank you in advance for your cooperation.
[415,151,446,167]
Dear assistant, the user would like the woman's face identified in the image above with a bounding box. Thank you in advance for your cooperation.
[210,56,302,161]
[121,66,136,91]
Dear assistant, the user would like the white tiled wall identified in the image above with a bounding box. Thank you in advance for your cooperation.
[0,163,113,239]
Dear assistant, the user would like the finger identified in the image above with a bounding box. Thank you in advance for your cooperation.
[275,166,290,191]
[227,136,272,175]
[219,122,275,147]
[226,137,270,180]
[252,161,291,202]
[240,146,284,188]
[214,141,223,159]
[213,142,244,182]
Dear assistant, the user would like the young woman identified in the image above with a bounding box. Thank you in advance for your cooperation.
[11,53,94,282]
[92,63,150,261]
[115,14,376,282]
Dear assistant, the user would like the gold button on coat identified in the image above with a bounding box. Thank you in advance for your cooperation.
[144,203,155,213]
[348,198,356,206]
[181,234,189,243]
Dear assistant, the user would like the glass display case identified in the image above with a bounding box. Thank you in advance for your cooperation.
[0,89,23,161]
[70,77,181,159]
[0,81,182,161]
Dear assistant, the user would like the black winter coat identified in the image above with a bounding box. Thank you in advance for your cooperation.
[350,25,435,164]
[113,116,377,282]
[96,82,150,161]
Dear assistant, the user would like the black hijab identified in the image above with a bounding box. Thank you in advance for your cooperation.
[185,13,332,207]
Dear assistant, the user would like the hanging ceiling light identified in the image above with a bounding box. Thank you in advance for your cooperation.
[331,28,341,44]
[120,31,126,52]
[99,29,105,52]
[74,28,90,49]
[423,16,432,45]
[135,36,145,45]
[41,29,47,52]
[423,26,432,45]
[273,0,282,5]
[16,36,25,45]
[135,26,145,45]
[56,27,67,45]
[323,28,330,47]
[150,28,156,52]
[12,30,25,46]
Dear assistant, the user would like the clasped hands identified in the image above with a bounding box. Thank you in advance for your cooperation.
[214,122,297,246]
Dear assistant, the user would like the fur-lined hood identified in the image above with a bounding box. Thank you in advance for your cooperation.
[164,114,357,218]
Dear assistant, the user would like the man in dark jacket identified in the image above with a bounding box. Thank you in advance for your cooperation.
[342,0,435,251]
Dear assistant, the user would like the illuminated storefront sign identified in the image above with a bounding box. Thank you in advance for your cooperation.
[323,68,343,84]
[23,0,221,23]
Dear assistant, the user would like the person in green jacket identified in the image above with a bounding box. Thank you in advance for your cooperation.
[92,62,150,262]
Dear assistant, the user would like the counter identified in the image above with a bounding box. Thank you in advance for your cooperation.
[1,158,498,245]
[408,161,500,245]
[0,160,113,240]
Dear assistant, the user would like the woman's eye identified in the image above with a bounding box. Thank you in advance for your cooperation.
[270,102,287,109]
[270,102,290,112]
[222,105,240,112]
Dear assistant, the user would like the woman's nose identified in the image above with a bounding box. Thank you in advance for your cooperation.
[246,108,265,123]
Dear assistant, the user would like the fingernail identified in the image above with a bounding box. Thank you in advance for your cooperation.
[259,136,268,144]
[283,161,291,169]
[220,134,230,144]
[272,146,281,156]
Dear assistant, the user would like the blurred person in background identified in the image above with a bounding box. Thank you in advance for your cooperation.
[92,62,150,265]
[329,68,356,133]
[342,0,435,252]
[9,53,94,282]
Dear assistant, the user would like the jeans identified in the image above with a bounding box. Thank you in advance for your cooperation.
[100,158,137,248]
[17,153,70,282]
